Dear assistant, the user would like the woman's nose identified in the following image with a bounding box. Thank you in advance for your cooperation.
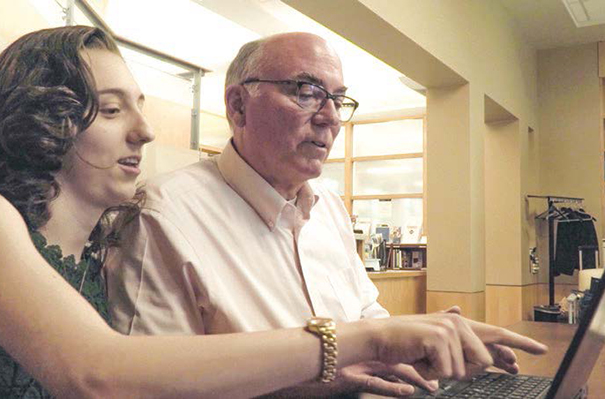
[129,110,155,144]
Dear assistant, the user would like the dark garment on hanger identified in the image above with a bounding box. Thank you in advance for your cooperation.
[553,217,598,276]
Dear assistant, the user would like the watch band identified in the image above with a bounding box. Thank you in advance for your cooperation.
[305,317,338,383]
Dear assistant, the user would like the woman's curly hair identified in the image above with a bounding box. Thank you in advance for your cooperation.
[0,26,120,231]
[0,26,143,260]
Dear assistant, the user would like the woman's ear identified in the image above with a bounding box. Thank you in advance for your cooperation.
[225,85,247,128]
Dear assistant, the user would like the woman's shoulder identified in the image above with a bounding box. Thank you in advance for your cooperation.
[0,194,21,217]
[0,194,30,238]
[0,194,25,222]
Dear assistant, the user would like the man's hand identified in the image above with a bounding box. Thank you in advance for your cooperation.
[256,362,438,398]
[339,361,438,397]
[259,313,547,398]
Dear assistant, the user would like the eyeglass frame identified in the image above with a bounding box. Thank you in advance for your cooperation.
[240,78,359,123]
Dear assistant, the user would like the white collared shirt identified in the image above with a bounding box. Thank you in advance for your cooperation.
[106,141,388,335]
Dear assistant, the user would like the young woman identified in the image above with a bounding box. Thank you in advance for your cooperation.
[0,25,546,399]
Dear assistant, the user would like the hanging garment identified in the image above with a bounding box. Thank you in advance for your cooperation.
[553,209,598,276]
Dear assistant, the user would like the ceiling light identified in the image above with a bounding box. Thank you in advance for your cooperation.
[562,0,605,27]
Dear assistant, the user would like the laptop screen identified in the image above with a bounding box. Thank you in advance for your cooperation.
[548,268,605,399]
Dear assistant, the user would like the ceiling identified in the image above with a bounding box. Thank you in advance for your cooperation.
[30,0,605,118]
[499,0,605,50]
[83,0,427,118]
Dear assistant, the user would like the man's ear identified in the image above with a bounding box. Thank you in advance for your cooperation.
[225,85,248,128]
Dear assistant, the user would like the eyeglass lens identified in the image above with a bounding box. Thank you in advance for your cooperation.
[297,83,356,122]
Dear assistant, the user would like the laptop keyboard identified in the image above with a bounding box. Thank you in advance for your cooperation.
[412,372,553,398]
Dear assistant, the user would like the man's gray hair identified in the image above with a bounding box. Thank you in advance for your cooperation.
[224,37,268,129]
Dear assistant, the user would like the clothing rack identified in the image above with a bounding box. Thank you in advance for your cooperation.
[527,195,585,307]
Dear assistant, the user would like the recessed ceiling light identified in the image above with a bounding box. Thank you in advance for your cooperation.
[562,0,605,27]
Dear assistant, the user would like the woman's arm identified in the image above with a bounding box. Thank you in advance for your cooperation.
[0,195,334,398]
[0,196,547,398]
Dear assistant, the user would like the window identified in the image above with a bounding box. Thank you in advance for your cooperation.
[316,116,425,243]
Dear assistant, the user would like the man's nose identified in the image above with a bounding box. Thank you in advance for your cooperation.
[313,98,341,126]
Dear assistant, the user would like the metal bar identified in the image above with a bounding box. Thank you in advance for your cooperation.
[74,0,114,34]
[548,209,556,307]
[65,0,75,26]
[190,70,202,150]
[115,35,210,74]
[74,0,210,74]
[527,195,584,201]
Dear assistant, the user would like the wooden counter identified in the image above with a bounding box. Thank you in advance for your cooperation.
[368,269,426,315]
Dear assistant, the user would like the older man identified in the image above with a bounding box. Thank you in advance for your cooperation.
[107,32,541,397]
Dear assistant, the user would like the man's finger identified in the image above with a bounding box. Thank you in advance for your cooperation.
[364,376,416,397]
[387,363,439,392]
[446,323,467,379]
[421,331,454,380]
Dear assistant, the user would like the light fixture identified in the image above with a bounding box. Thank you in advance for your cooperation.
[562,0,605,28]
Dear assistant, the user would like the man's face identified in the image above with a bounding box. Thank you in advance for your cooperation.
[236,34,345,195]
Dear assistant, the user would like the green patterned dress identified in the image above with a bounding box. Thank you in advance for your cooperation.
[0,232,111,398]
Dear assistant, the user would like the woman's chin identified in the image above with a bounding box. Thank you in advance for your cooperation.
[103,187,137,208]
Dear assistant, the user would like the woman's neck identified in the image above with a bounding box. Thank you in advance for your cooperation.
[37,190,105,260]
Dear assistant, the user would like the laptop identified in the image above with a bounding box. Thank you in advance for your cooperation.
[410,268,605,399]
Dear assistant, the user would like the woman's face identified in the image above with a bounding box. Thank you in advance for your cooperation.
[57,49,154,209]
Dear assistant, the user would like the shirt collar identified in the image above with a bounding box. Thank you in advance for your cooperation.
[216,140,319,230]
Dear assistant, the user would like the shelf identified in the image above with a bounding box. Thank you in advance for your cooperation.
[389,243,426,248]
[386,244,426,269]
[368,269,426,279]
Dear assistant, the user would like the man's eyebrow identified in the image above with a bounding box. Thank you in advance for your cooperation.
[295,72,348,93]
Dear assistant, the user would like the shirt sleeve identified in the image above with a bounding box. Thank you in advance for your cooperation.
[106,207,206,335]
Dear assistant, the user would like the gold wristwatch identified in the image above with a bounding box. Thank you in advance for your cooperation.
[305,317,338,383]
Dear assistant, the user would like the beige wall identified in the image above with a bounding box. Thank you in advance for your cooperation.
[530,43,604,307]
[357,0,538,127]
[538,44,603,239]
[0,1,48,45]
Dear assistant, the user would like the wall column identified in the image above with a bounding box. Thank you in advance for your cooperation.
[484,118,530,326]
[426,84,486,321]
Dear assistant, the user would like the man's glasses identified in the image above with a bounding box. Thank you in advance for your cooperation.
[241,78,359,123]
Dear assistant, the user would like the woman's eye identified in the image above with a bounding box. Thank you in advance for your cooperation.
[101,107,120,116]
